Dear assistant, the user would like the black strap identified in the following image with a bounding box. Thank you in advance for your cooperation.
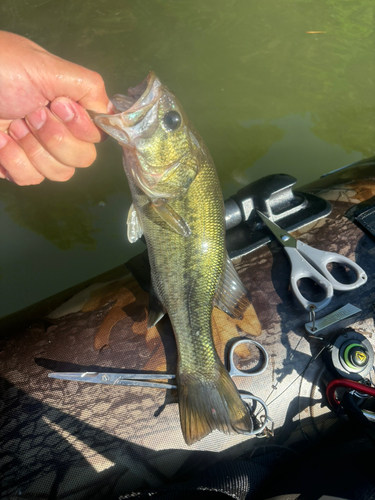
[341,392,375,445]
[119,459,271,500]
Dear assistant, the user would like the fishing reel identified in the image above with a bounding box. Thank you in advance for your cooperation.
[323,330,374,382]
[322,330,375,432]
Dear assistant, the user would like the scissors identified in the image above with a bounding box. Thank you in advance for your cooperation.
[257,210,367,312]
[48,338,270,436]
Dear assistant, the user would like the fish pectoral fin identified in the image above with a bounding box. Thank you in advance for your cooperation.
[151,199,191,237]
[147,285,166,328]
[127,203,144,243]
[214,253,250,319]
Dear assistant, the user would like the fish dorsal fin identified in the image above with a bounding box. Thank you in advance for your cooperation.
[127,203,144,243]
[152,199,191,237]
[214,253,250,319]
[147,284,166,328]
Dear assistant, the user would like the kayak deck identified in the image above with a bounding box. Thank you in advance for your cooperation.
[1,171,375,499]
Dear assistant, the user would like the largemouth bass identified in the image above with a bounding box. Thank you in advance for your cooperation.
[94,72,253,444]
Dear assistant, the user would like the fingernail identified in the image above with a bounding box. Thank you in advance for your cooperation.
[0,133,8,149]
[107,101,116,114]
[52,100,75,122]
[5,171,15,183]
[9,119,30,140]
[26,108,47,130]
[0,163,14,182]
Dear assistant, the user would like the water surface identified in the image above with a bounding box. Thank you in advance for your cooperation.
[0,0,373,317]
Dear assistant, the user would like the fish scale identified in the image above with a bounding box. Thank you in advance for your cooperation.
[130,144,223,367]
[94,72,253,444]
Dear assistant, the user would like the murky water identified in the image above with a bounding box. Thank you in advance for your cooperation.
[0,0,374,317]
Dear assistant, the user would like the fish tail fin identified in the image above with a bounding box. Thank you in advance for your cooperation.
[178,362,253,445]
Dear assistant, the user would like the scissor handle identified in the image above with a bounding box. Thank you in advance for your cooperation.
[284,246,334,312]
[228,339,268,377]
[296,240,368,292]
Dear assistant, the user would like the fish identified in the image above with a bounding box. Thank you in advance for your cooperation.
[93,72,253,445]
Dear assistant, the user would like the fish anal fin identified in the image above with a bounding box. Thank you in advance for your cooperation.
[152,199,191,237]
[127,203,143,243]
[147,284,166,328]
[214,253,250,319]
[178,362,253,445]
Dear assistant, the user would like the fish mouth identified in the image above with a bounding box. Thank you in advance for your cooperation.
[111,71,162,126]
[93,72,163,145]
[111,72,158,112]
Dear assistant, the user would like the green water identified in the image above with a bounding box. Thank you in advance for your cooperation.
[0,0,374,317]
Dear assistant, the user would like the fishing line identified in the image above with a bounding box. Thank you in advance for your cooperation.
[263,342,328,410]
[260,334,315,408]
[289,335,304,360]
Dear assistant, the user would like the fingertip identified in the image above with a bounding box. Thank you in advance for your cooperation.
[0,132,45,185]
[9,170,45,186]
[9,119,31,141]
[49,166,76,182]
[50,97,86,124]
[106,100,116,114]
[26,108,48,131]
[80,143,97,168]
[79,70,112,114]
[20,175,45,186]
[0,131,10,149]
[50,98,76,123]
[0,164,7,179]
[51,97,104,143]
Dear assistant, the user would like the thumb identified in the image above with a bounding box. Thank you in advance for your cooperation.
[2,32,112,115]
[43,56,112,113]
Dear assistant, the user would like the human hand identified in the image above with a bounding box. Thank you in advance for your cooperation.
[0,31,112,185]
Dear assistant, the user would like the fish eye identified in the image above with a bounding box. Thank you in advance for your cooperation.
[163,110,182,131]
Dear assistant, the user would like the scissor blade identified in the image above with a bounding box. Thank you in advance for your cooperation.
[49,372,123,384]
[256,211,297,248]
[48,372,177,389]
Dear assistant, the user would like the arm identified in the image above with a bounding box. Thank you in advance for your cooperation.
[0,31,112,185]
